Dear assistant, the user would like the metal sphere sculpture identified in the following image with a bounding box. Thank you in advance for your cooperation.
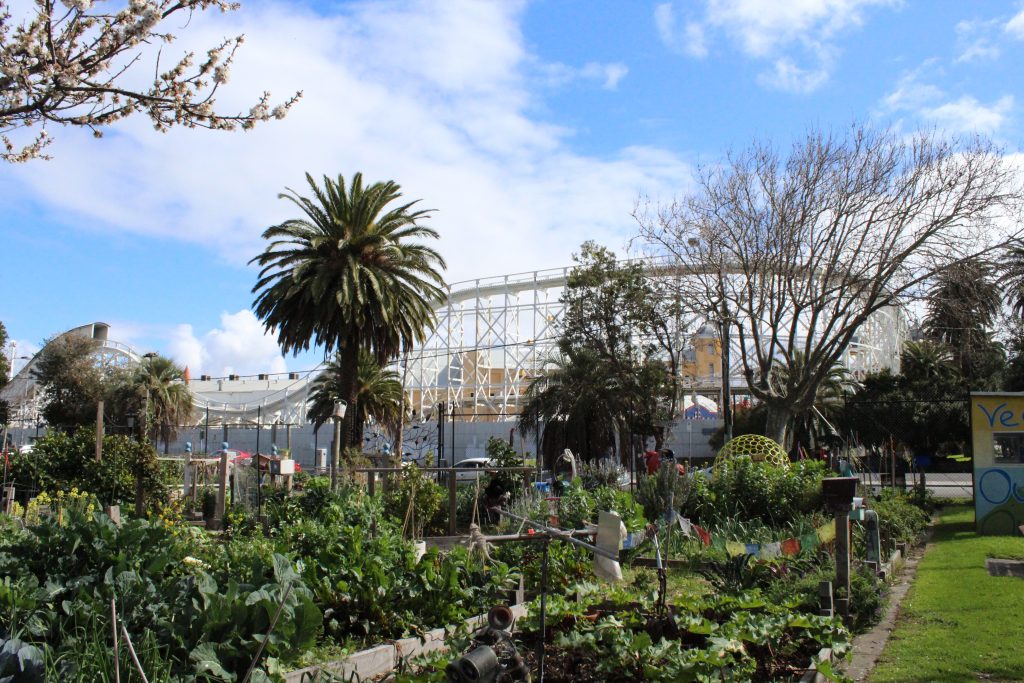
[713,434,790,476]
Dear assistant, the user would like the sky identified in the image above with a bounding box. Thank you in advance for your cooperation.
[4,0,1024,378]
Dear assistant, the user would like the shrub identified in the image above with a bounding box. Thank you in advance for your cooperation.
[870,489,930,551]
[578,460,625,490]
[8,429,164,510]
[683,459,826,527]
[484,436,525,496]
[635,466,695,522]
[381,465,445,538]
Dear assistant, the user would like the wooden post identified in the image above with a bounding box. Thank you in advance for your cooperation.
[213,449,229,529]
[834,505,852,620]
[448,468,458,536]
[183,451,192,499]
[95,400,104,462]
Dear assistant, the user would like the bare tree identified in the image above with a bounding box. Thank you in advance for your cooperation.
[635,125,1024,447]
[0,0,301,162]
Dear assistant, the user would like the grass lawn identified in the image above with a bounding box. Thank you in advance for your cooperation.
[870,504,1024,683]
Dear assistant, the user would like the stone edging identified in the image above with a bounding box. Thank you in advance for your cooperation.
[283,604,528,682]
[839,526,936,681]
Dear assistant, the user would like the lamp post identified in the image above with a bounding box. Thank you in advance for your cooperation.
[330,400,347,491]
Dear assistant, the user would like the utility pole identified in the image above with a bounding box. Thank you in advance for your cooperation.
[719,298,733,444]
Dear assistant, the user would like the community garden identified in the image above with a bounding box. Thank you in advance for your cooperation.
[0,429,935,682]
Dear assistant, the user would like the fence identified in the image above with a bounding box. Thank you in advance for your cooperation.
[838,396,972,498]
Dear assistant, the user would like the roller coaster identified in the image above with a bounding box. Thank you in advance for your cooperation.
[2,259,910,441]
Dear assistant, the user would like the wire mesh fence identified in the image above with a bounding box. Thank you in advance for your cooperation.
[838,396,972,498]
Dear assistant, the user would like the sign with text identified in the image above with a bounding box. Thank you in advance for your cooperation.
[971,393,1024,535]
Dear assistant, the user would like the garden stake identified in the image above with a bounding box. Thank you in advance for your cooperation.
[119,623,150,683]
[652,532,667,617]
[111,598,120,683]
[538,535,549,683]
[491,507,618,683]
[241,584,293,683]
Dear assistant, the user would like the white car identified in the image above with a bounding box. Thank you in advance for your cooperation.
[453,457,497,482]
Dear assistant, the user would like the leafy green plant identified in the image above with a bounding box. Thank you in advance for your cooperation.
[635,466,695,522]
[381,465,445,538]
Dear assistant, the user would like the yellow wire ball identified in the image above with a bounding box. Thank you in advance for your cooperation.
[713,434,790,475]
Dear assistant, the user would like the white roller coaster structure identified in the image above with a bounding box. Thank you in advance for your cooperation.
[2,259,910,438]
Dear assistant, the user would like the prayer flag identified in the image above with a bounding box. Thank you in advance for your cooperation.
[781,538,801,556]
[761,542,781,559]
[726,541,746,556]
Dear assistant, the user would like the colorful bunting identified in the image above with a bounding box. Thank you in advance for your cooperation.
[800,532,819,551]
[725,541,746,556]
[781,538,801,556]
[817,520,836,544]
[744,543,760,556]
[760,542,781,559]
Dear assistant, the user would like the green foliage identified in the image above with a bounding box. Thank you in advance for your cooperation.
[250,172,446,449]
[683,459,826,527]
[0,509,317,680]
[31,334,111,431]
[519,241,676,461]
[838,342,968,456]
[635,466,696,522]
[0,636,45,682]
[527,589,850,682]
[591,485,647,532]
[577,459,626,490]
[556,481,594,530]
[381,465,445,538]
[484,436,525,493]
[8,428,164,508]
[870,489,931,551]
[308,348,402,448]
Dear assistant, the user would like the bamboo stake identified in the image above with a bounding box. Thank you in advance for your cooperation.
[119,623,150,683]
[240,585,292,683]
[111,598,121,683]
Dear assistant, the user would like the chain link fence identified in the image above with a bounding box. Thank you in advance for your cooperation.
[838,396,973,498]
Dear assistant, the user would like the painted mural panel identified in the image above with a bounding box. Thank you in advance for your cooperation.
[970,393,1024,535]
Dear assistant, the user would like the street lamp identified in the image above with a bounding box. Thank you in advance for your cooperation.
[330,400,347,491]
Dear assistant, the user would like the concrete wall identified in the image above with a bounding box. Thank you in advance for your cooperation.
[6,417,720,469]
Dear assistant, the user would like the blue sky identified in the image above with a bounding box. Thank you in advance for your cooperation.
[4,0,1024,377]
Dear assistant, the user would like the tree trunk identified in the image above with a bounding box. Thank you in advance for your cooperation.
[337,345,360,462]
[763,404,791,449]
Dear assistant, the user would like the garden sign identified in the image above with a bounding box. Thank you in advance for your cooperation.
[970,392,1024,535]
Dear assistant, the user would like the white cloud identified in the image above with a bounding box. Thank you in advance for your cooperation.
[922,95,1014,135]
[955,19,1001,63]
[655,3,708,57]
[4,0,690,284]
[656,0,898,92]
[881,66,1014,135]
[757,56,831,94]
[545,61,629,90]
[168,311,288,377]
[1006,8,1024,39]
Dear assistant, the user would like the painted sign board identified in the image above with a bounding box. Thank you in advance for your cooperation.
[970,392,1024,535]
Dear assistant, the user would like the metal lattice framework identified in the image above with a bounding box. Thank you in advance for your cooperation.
[713,434,791,474]
[401,259,911,421]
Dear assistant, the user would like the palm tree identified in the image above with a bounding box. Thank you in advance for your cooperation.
[129,355,193,453]
[518,347,629,466]
[924,257,1003,385]
[1000,240,1024,317]
[251,173,445,482]
[900,340,960,383]
[309,349,403,448]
